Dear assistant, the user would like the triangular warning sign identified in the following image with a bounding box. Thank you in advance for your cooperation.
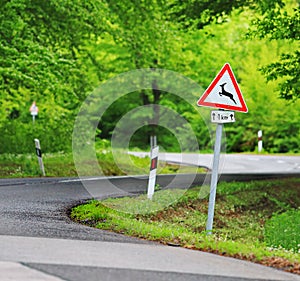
[197,63,248,113]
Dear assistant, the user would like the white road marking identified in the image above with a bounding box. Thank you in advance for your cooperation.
[247,157,259,161]
[0,261,64,281]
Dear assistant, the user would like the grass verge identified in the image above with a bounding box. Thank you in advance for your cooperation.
[71,178,300,275]
[0,152,77,177]
[0,150,205,178]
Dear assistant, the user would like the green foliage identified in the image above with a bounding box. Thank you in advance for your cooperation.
[168,0,250,29]
[0,0,108,153]
[0,0,105,101]
[260,51,300,101]
[265,209,300,253]
[248,1,299,100]
[0,109,74,154]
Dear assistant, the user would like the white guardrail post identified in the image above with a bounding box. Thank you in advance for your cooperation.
[258,130,263,153]
[147,145,159,200]
[34,139,46,176]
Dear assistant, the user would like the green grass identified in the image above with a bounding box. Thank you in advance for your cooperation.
[265,209,300,253]
[0,142,297,178]
[0,152,77,177]
[0,149,204,178]
[71,178,300,273]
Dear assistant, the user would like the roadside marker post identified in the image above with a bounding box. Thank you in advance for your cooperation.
[258,130,263,153]
[197,63,248,234]
[150,135,157,148]
[34,139,46,176]
[147,145,159,200]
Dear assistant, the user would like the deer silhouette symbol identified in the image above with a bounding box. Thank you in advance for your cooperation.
[219,83,237,104]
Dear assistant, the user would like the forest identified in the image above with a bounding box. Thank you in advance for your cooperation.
[0,0,299,154]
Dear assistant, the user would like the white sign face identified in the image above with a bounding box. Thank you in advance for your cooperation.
[205,72,242,106]
[30,102,38,116]
[197,63,248,113]
[211,110,235,123]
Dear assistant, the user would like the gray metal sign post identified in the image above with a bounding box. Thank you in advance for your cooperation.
[207,110,235,234]
[206,123,223,234]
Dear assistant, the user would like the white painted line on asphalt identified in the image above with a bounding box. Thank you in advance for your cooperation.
[0,261,64,281]
[59,176,120,183]
[59,177,105,183]
[247,157,259,161]
[59,175,149,184]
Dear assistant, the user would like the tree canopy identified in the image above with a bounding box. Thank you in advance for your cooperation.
[0,0,299,154]
[248,0,299,101]
[0,0,107,110]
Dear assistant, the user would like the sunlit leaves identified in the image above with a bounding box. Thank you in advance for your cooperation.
[248,1,299,100]
[260,51,300,100]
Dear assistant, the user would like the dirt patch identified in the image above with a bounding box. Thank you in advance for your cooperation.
[261,257,300,275]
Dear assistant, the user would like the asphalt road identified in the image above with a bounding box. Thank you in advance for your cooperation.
[129,152,300,173]
[0,176,300,281]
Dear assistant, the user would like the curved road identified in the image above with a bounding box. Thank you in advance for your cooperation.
[0,174,300,281]
[129,152,300,174]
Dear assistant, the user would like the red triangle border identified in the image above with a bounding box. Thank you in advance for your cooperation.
[197,63,248,113]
